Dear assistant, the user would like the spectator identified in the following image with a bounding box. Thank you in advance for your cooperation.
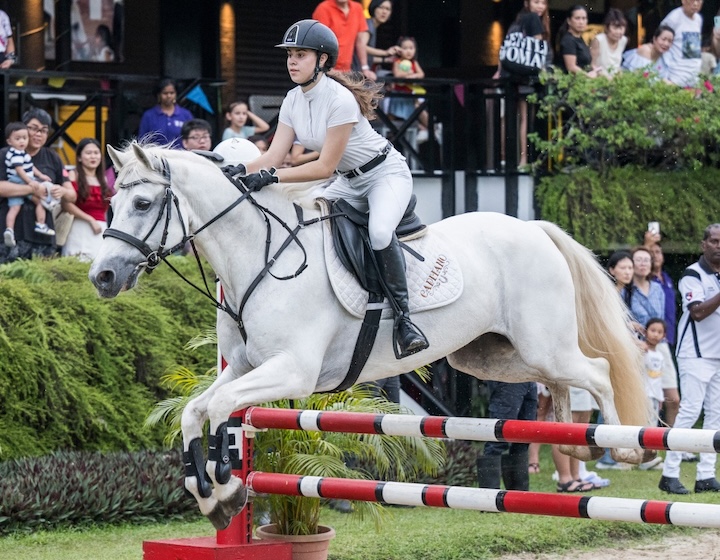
[476,381,537,491]
[552,388,596,492]
[181,119,213,151]
[700,33,717,75]
[659,224,720,495]
[93,24,114,62]
[0,8,16,69]
[556,5,600,77]
[644,318,667,419]
[221,100,270,141]
[352,0,401,76]
[711,9,720,74]
[3,122,56,247]
[61,138,113,261]
[248,134,269,154]
[621,24,675,79]
[289,140,319,166]
[138,78,194,148]
[660,0,703,87]
[493,0,550,167]
[0,108,77,262]
[387,37,429,135]
[629,246,665,338]
[590,8,628,77]
[643,236,681,428]
[312,1,376,79]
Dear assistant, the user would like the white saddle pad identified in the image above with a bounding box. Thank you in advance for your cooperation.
[317,199,463,319]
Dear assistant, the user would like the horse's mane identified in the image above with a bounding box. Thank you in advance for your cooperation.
[116,141,330,210]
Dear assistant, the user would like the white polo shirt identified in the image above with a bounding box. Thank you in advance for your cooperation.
[676,258,720,359]
[278,74,387,172]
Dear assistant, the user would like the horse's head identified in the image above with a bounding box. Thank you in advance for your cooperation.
[90,142,192,298]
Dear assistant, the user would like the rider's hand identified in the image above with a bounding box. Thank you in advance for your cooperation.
[243,169,278,191]
[222,163,247,177]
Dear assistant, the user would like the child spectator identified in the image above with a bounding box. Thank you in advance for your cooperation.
[221,100,270,141]
[590,8,628,77]
[388,37,429,135]
[660,0,703,87]
[247,134,269,154]
[61,138,114,261]
[644,318,666,416]
[3,122,56,247]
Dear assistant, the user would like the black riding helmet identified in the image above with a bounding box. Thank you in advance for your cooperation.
[276,19,339,86]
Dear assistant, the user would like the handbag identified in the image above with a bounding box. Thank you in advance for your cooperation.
[53,210,74,247]
[499,23,549,76]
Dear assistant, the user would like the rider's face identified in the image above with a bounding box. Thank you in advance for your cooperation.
[286,48,318,85]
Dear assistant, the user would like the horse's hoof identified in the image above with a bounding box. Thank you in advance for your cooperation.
[612,447,644,464]
[587,446,605,460]
[207,504,232,531]
[220,485,249,519]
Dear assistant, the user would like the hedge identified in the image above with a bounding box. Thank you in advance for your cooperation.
[0,256,215,460]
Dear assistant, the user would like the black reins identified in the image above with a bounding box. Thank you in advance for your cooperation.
[103,157,334,341]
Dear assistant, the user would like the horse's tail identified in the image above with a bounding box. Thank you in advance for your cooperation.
[534,221,653,428]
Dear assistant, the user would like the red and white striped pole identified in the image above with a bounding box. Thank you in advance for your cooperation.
[246,472,720,529]
[244,406,720,454]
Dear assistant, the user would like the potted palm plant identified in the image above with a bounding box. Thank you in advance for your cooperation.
[147,330,445,559]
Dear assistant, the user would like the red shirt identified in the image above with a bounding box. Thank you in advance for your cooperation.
[312,0,368,72]
[72,181,110,222]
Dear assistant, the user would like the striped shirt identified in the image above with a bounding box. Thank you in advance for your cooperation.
[5,147,34,183]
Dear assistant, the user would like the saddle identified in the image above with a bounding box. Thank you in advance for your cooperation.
[330,194,426,297]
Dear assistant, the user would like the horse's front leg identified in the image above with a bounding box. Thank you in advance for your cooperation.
[204,354,319,529]
[181,363,242,526]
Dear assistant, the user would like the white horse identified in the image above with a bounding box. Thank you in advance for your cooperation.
[90,143,652,530]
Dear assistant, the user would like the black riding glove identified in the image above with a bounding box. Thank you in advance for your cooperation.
[244,168,279,191]
[221,163,247,177]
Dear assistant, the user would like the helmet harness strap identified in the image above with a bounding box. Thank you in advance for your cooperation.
[299,51,323,88]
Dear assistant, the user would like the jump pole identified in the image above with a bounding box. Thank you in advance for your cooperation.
[244,406,720,454]
[247,472,720,529]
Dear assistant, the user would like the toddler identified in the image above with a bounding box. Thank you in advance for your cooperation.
[388,37,429,135]
[221,100,270,141]
[4,122,56,247]
[638,318,667,470]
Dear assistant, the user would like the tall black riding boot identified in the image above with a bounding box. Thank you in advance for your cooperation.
[501,449,530,491]
[374,236,429,359]
[476,455,502,489]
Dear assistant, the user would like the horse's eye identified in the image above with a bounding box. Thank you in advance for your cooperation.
[134,198,151,211]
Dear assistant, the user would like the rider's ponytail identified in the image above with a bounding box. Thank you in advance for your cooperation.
[326,71,383,120]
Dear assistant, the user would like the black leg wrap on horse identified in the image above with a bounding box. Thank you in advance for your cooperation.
[183,437,213,499]
[208,422,232,485]
[375,236,429,359]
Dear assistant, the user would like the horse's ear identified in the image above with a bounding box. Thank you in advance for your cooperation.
[131,142,157,172]
[107,145,130,170]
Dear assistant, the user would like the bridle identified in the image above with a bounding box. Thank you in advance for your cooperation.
[103,156,324,341]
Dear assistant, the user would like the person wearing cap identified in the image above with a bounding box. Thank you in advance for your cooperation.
[312,0,375,79]
[236,19,428,360]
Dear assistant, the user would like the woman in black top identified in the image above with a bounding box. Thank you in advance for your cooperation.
[556,6,600,77]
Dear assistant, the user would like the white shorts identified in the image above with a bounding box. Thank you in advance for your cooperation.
[569,386,594,412]
[658,341,678,390]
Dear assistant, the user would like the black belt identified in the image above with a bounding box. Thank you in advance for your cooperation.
[342,143,392,178]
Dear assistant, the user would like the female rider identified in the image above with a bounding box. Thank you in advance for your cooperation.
[238,19,428,359]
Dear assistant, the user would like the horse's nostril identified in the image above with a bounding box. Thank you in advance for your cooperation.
[97,269,115,287]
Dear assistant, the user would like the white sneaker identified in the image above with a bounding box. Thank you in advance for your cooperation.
[34,222,55,236]
[4,228,15,247]
[584,473,610,487]
[639,457,664,471]
[595,460,632,470]
[40,182,61,210]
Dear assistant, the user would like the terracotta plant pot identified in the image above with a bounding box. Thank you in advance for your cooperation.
[256,523,336,560]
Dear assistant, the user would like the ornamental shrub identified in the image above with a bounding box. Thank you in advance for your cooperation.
[0,449,199,534]
[0,256,215,459]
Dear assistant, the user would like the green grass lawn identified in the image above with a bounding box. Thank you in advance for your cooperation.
[1,451,718,560]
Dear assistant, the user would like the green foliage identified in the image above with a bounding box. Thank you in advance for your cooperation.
[535,166,720,251]
[0,256,215,460]
[530,71,720,174]
[147,331,446,536]
[0,449,199,534]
